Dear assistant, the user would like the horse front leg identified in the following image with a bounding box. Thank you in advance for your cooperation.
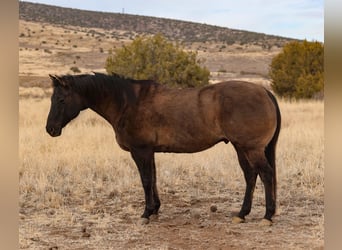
[130,147,160,222]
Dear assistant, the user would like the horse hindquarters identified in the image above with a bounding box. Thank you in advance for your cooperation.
[232,90,281,223]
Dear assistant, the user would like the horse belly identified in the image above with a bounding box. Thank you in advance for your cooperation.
[154,126,225,153]
[153,102,224,153]
[155,140,220,153]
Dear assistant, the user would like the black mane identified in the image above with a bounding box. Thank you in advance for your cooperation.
[54,73,159,108]
[55,72,156,88]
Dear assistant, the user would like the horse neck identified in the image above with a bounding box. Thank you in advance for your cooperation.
[78,79,134,125]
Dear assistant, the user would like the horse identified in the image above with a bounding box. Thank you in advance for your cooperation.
[46,72,281,225]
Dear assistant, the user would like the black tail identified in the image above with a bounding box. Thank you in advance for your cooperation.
[265,90,281,204]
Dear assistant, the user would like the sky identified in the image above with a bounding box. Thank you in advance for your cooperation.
[24,0,324,42]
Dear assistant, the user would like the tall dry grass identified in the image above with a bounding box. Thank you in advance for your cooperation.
[19,93,324,220]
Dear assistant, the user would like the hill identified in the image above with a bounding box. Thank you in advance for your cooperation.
[19,2,296,90]
[19,2,294,47]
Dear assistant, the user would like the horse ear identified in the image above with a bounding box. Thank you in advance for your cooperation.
[49,74,68,87]
[49,74,58,81]
[49,74,61,87]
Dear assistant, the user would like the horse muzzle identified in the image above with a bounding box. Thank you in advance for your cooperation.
[46,125,62,137]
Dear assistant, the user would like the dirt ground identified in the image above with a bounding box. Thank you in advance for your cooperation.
[19,182,323,249]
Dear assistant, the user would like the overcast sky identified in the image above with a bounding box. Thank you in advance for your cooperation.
[25,0,324,42]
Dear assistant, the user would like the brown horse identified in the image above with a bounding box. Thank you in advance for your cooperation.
[46,73,281,225]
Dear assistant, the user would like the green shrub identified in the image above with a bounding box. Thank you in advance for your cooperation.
[269,40,324,99]
[70,66,81,73]
[105,34,210,88]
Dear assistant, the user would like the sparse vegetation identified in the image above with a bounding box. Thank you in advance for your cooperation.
[19,1,295,46]
[44,48,52,54]
[70,66,81,73]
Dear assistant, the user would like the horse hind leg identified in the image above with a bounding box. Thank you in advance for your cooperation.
[232,145,258,224]
[151,156,161,215]
[245,148,276,225]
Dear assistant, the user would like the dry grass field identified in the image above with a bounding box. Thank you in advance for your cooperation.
[19,89,323,249]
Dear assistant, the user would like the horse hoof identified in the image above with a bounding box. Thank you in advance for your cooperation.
[149,214,159,221]
[259,218,272,227]
[139,218,150,225]
[232,216,245,224]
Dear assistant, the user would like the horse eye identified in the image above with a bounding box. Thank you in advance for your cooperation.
[58,99,65,104]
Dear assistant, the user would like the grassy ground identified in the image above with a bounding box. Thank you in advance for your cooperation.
[19,91,323,249]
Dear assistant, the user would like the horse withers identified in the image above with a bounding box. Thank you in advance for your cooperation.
[46,73,281,225]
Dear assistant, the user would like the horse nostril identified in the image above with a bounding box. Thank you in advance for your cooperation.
[46,125,62,137]
[46,126,54,135]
